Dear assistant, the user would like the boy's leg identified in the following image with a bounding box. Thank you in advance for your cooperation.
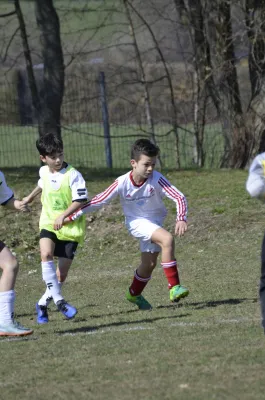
[260,233,265,332]
[55,257,77,319]
[57,257,73,284]
[38,257,72,306]
[130,252,158,294]
[151,227,189,302]
[0,242,33,336]
[126,252,158,310]
[39,237,63,305]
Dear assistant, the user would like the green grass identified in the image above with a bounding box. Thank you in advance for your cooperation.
[0,0,124,51]
[0,123,224,169]
[0,168,264,399]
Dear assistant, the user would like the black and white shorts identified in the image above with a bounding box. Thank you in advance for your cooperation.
[40,229,78,260]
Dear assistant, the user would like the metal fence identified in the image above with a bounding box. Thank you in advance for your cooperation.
[0,70,224,170]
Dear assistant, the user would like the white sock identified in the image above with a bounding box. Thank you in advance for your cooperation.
[0,290,15,324]
[41,261,63,305]
[38,281,63,307]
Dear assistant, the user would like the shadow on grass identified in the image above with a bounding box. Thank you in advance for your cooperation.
[56,312,190,335]
[157,297,257,310]
[18,298,257,319]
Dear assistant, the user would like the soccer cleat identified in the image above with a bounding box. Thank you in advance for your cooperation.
[56,300,77,319]
[0,320,33,337]
[36,303,49,324]
[126,290,152,310]
[169,285,189,303]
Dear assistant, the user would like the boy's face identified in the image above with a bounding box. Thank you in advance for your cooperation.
[131,154,157,179]
[40,151,64,172]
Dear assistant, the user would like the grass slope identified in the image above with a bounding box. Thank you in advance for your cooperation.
[0,168,264,400]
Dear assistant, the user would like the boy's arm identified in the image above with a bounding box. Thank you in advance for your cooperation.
[246,153,265,199]
[22,185,42,204]
[157,174,188,236]
[54,200,87,230]
[64,180,119,224]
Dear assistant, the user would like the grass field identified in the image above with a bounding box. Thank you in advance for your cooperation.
[0,123,224,169]
[0,167,264,400]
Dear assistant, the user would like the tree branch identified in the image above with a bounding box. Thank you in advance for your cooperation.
[0,11,16,18]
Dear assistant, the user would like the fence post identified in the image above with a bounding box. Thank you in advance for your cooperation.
[99,71,112,168]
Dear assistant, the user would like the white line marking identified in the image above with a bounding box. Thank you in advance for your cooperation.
[0,336,39,343]
[58,317,260,337]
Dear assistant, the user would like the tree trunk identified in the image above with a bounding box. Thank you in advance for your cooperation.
[215,1,246,168]
[35,0,64,138]
[187,0,213,167]
[15,0,41,123]
[245,0,265,156]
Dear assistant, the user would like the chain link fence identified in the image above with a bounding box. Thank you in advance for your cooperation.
[0,68,224,169]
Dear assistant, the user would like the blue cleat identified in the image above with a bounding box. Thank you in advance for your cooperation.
[56,300,77,319]
[36,303,49,324]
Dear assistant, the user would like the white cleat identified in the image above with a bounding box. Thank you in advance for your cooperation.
[0,320,33,337]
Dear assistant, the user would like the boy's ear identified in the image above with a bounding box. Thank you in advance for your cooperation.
[130,159,136,168]
[40,155,46,163]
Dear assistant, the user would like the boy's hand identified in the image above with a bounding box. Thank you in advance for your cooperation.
[14,200,30,212]
[54,215,65,231]
[175,221,187,237]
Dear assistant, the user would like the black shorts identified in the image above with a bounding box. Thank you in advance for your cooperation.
[0,241,6,253]
[40,229,78,260]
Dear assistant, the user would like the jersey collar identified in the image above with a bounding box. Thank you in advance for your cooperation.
[129,171,147,187]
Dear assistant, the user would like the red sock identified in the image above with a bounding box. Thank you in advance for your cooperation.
[129,270,151,296]
[161,260,180,289]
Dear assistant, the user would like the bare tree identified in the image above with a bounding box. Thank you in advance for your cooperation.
[245,0,265,155]
[14,0,41,125]
[123,0,162,167]
[211,1,248,168]
[35,0,64,138]
[127,0,181,168]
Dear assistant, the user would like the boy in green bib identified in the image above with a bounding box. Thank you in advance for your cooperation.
[23,133,87,324]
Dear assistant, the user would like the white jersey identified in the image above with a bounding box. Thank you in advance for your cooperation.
[38,163,88,202]
[246,153,265,199]
[0,170,14,205]
[70,170,187,222]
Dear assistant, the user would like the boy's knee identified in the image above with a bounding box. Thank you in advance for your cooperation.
[40,251,53,262]
[5,258,19,275]
[161,232,174,248]
[146,259,157,269]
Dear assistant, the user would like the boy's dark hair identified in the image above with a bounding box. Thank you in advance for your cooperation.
[131,139,160,161]
[36,133,63,156]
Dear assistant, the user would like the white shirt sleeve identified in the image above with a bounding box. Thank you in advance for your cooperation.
[38,166,45,189]
[246,153,265,199]
[156,173,188,221]
[70,169,88,201]
[69,179,119,220]
[0,170,14,205]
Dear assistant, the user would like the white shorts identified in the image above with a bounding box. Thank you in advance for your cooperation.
[125,217,164,253]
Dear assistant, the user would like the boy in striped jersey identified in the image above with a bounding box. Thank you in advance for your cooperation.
[62,139,189,310]
[22,133,88,324]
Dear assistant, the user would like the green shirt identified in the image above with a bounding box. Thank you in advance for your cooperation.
[39,165,85,244]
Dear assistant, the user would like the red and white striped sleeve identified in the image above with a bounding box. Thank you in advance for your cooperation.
[69,180,119,221]
[157,174,188,222]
